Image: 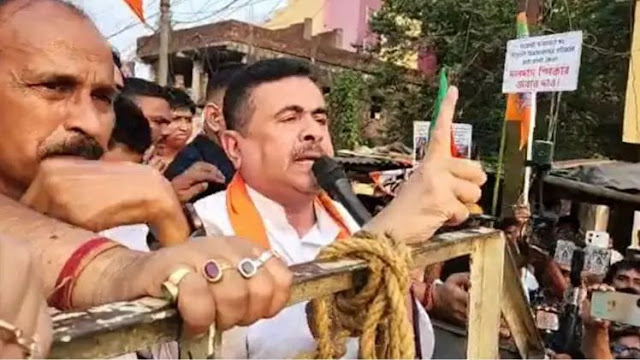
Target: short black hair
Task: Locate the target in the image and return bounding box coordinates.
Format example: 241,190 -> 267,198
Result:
206,63 -> 245,104
223,58 -> 314,132
166,87 -> 196,114
110,96 -> 152,155
605,259 -> 640,285
121,77 -> 169,102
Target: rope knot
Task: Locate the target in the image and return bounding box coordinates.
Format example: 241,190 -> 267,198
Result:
306,231 -> 415,359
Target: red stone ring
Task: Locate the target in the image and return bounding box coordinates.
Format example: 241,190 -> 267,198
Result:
202,259 -> 233,283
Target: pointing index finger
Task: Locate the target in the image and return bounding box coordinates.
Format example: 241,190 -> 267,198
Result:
426,86 -> 459,160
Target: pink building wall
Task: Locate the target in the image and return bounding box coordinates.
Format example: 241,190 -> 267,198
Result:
322,0 -> 436,74
324,0 -> 381,51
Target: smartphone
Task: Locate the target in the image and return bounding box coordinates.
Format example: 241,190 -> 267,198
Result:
585,231 -> 610,249
591,291 -> 640,327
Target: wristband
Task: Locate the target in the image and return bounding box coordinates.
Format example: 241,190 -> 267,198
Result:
48,237 -> 121,309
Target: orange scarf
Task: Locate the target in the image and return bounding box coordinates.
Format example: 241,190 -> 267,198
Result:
226,174 -> 352,249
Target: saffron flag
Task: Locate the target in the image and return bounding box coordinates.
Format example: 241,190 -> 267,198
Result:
429,68 -> 458,157
123,0 -> 145,23
505,12 -> 532,150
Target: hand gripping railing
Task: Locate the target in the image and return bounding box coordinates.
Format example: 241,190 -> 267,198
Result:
50,228 -> 545,359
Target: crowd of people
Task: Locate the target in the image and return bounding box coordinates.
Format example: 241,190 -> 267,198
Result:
2,1 -> 637,359
494,207 -> 640,359
0,0 -> 488,358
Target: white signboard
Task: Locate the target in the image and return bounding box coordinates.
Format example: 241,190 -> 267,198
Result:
502,31 -> 583,93
413,121 -> 473,163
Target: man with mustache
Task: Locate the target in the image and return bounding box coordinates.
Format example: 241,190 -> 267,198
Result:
194,58 -> 487,358
571,261 -> 640,359
605,260 -> 640,294
0,0 -> 293,340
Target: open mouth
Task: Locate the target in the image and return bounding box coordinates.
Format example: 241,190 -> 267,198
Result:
295,153 -> 322,164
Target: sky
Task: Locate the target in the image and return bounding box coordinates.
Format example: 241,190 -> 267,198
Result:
71,0 -> 287,63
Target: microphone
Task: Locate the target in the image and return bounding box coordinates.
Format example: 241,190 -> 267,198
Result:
312,156 -> 372,226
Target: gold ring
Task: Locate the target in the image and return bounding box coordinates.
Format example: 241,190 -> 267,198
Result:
0,319 -> 39,359
161,266 -> 194,303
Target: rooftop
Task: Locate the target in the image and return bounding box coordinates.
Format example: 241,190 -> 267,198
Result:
137,19 -> 424,80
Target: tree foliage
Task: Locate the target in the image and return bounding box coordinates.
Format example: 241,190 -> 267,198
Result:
369,0 -> 632,161
327,70 -> 367,150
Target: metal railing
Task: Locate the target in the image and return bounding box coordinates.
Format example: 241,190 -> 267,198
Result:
51,228 -> 545,359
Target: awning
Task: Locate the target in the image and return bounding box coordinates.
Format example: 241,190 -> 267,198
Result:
544,161 -> 640,207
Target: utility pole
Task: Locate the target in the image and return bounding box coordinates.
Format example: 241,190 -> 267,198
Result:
158,0 -> 171,86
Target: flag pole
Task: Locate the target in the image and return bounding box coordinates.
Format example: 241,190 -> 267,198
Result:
522,92 -> 537,205
493,11 -> 531,215
491,116 -> 508,216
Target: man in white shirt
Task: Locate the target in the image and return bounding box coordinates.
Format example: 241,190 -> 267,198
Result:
195,58 -> 487,358
3,0 -> 295,353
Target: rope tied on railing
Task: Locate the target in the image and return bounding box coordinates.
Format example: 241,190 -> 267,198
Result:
306,231 -> 415,359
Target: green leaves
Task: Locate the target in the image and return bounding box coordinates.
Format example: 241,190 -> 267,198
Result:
369,0 -> 631,160
327,71 -> 367,150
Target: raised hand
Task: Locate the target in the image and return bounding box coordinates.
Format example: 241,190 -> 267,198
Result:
580,284 -> 615,329
365,87 -> 487,243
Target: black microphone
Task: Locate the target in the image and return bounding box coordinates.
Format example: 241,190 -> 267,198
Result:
312,156 -> 372,226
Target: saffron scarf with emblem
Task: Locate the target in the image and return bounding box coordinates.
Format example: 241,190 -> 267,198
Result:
225,174 -> 352,249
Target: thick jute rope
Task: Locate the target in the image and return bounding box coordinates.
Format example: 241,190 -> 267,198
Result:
305,231 -> 415,359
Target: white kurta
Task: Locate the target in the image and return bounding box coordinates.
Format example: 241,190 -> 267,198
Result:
194,186 -> 435,359
100,224 -> 150,252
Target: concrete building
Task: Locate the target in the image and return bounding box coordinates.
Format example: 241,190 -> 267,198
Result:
265,0 -> 381,52
136,12 -> 425,145
264,0 -> 436,74
136,19 -> 421,104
